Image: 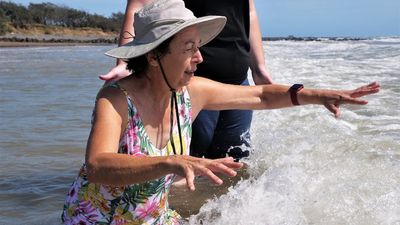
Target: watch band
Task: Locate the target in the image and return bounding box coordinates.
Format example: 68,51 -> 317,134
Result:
289,84 -> 304,106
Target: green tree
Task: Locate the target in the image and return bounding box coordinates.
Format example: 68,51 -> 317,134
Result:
0,1 -> 32,28
0,1 -> 123,32
0,7 -> 8,35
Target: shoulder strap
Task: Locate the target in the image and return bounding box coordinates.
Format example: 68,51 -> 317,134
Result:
106,82 -> 128,97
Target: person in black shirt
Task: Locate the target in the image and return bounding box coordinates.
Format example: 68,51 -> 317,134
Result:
100,0 -> 273,160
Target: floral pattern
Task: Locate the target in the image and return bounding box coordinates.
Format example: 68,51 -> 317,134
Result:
62,83 -> 192,224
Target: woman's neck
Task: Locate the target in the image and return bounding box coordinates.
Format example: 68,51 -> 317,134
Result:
124,71 -> 172,110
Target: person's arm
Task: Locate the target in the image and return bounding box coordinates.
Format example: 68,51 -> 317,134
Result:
188,77 -> 380,119
85,87 -> 243,191
248,0 -> 273,85
99,0 -> 149,82
116,0 -> 146,64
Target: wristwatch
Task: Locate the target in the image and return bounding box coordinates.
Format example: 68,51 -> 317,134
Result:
289,84 -> 304,106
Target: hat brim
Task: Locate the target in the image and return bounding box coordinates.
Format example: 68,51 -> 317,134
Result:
105,16 -> 226,60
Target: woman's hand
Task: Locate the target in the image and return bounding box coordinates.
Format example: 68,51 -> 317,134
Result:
320,82 -> 380,118
99,63 -> 131,83
167,156 -> 243,191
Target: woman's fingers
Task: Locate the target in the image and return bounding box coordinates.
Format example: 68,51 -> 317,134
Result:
185,165 -> 223,190
366,81 -> 380,89
325,94 -> 368,117
207,161 -> 237,177
325,103 -> 340,118
182,159 -> 223,191
212,157 -> 243,175
350,82 -> 380,98
341,95 -> 368,105
215,157 -> 243,168
198,166 -> 223,185
177,156 -> 243,191
185,167 -> 196,191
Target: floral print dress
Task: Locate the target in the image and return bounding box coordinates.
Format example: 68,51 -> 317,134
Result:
62,83 -> 192,225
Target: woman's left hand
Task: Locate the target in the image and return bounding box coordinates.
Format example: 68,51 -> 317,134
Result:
321,82 -> 380,118
168,155 -> 243,191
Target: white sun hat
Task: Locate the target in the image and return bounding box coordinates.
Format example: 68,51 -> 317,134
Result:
105,0 -> 226,60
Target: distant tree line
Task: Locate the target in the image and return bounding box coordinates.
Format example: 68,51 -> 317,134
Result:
0,1 -> 124,35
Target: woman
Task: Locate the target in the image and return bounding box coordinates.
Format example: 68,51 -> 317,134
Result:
62,0 -> 379,224
100,0 -> 272,160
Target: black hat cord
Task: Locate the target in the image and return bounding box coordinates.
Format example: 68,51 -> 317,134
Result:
156,56 -> 184,155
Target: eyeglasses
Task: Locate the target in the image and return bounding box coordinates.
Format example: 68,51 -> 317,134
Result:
183,41 -> 201,56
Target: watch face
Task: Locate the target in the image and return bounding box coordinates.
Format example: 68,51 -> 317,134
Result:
289,84 -> 304,106
291,84 -> 304,91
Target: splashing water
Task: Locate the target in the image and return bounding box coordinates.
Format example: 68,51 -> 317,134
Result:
189,38 -> 400,225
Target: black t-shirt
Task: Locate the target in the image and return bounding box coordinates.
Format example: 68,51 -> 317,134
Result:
184,0 -> 250,84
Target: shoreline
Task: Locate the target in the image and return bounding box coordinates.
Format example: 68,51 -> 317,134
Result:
0,35 -> 118,47
0,34 -> 377,48
0,41 -> 115,47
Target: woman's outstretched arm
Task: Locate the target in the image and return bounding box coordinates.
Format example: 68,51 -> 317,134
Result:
189,77 -> 380,119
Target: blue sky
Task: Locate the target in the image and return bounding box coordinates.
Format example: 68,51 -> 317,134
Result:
9,0 -> 400,37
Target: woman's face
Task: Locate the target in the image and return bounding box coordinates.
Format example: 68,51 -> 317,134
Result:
159,26 -> 203,89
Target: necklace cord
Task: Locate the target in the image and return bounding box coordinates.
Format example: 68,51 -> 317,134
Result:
173,91 -> 184,155
169,93 -> 177,154
156,56 -> 183,155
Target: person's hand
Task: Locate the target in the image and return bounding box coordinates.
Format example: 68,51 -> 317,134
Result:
321,82 -> 380,118
251,66 -> 274,85
99,63 -> 131,83
167,156 -> 243,191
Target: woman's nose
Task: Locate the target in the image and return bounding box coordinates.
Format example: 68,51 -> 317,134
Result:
192,49 -> 203,64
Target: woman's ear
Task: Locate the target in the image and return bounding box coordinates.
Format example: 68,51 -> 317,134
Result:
147,51 -> 160,67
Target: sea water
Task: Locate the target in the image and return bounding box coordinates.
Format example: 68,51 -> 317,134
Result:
0,37 -> 399,224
